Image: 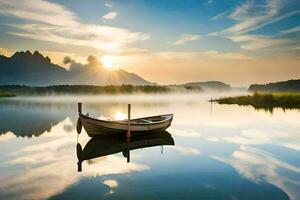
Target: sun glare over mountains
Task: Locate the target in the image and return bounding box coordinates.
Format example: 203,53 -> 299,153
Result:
0,0 -> 299,85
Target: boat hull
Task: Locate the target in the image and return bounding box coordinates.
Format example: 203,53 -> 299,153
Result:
79,114 -> 173,137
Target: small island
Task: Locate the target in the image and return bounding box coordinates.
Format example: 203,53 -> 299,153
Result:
213,80 -> 300,111
214,93 -> 300,109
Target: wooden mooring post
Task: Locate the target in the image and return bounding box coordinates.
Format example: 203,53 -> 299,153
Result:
126,104 -> 131,142
78,102 -> 82,114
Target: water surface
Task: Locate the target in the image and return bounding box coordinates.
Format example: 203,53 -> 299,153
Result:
0,93 -> 299,200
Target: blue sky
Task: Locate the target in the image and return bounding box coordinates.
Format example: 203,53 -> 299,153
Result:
0,0 -> 299,85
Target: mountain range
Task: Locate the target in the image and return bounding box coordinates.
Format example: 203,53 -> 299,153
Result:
0,50 -> 154,85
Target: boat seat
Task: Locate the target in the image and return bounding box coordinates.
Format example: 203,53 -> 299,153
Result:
141,119 -> 152,123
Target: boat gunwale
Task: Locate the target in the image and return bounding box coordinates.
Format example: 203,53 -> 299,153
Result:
80,113 -> 173,125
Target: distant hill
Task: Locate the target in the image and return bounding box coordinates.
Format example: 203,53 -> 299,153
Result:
249,80 -> 300,92
184,81 -> 231,91
0,50 -> 154,86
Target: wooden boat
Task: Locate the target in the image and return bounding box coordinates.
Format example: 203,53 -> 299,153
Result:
77,131 -> 174,171
77,103 -> 173,137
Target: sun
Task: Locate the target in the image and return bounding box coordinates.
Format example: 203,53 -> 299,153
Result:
101,55 -> 113,69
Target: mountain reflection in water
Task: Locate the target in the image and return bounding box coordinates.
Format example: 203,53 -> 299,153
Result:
77,131 -> 175,171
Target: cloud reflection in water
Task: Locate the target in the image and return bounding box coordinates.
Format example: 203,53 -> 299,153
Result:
213,145 -> 300,200
0,118 -> 149,200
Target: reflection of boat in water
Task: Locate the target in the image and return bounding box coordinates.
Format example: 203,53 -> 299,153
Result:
77,103 -> 173,137
77,131 -> 174,171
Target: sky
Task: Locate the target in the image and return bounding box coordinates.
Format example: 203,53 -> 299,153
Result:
0,0 -> 299,86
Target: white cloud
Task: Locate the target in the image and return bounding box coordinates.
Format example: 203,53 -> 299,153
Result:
0,0 -> 149,53
293,46 -> 300,50
240,10 -> 300,35
281,143 -> 300,151
105,2 -> 112,8
209,0 -> 300,50
280,26 -> 300,34
41,50 -> 87,68
169,128 -> 201,137
222,129 -> 289,145
204,50 -> 253,60
228,34 -> 293,50
173,34 -> 201,45
207,137 -> 219,142
102,11 -> 117,20
103,179 -> 118,188
153,51 -> 201,59
211,11 -> 228,20
103,179 -> 118,194
206,0 -> 214,5
171,145 -> 201,155
0,0 -> 78,27
227,0 -> 284,34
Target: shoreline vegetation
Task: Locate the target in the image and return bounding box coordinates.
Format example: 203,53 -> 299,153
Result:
0,85 -> 170,96
0,81 -> 233,97
0,90 -> 16,97
213,80 -> 300,111
213,93 -> 300,111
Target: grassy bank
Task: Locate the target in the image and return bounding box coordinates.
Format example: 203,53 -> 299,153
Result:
214,93 -> 300,110
0,90 -> 16,97
0,85 -> 170,96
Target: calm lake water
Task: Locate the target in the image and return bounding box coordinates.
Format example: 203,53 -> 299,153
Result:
0,93 -> 299,200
